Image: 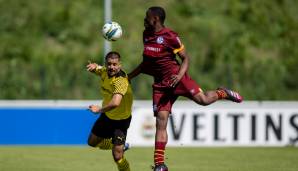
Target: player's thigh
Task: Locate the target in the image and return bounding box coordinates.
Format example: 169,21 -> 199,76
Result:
153,90 -> 177,115
91,113 -> 114,138
112,116 -> 131,145
175,74 -> 201,97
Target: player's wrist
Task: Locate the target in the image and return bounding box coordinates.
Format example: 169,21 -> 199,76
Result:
95,65 -> 102,72
97,106 -> 104,113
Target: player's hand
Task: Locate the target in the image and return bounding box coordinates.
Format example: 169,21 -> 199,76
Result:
170,74 -> 183,87
88,105 -> 101,114
86,61 -> 99,72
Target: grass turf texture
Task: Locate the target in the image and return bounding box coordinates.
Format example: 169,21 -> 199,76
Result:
0,146 -> 297,171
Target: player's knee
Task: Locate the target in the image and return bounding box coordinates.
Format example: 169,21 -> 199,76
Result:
112,148 -> 123,161
113,154 -> 123,162
156,119 -> 167,130
87,137 -> 102,147
87,140 -> 97,147
113,129 -> 126,145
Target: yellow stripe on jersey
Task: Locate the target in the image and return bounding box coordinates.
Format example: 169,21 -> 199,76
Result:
97,67 -> 133,120
173,44 -> 184,54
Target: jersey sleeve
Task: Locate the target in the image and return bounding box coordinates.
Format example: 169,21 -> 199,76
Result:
167,31 -> 185,54
95,66 -> 106,78
112,77 -> 128,95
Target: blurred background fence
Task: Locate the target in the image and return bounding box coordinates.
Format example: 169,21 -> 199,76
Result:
1,0 -> 298,100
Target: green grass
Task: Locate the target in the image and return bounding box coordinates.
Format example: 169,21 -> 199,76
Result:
0,146 -> 298,171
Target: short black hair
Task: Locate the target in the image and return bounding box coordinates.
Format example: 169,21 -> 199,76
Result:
105,51 -> 121,61
148,6 -> 166,24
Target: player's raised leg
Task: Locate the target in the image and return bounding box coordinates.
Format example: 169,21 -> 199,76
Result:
88,133 -> 113,150
192,88 -> 243,105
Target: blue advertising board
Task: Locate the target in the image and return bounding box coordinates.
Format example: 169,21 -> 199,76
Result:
0,108 -> 98,145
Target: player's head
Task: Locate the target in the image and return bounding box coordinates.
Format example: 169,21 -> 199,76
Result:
144,6 -> 166,31
105,51 -> 121,77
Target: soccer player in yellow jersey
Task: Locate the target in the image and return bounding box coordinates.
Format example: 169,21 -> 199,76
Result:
86,51 -> 133,171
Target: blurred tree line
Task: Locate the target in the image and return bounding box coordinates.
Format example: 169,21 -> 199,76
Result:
0,0 -> 297,100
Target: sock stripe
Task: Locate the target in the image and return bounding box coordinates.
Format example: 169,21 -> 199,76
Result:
155,157 -> 164,160
216,90 -> 227,99
154,154 -> 164,157
155,161 -> 164,165
117,158 -> 124,164
155,149 -> 165,152
97,138 -> 113,150
116,157 -> 130,171
154,141 -> 166,165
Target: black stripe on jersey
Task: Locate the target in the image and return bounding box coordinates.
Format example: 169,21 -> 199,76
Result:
115,70 -> 127,78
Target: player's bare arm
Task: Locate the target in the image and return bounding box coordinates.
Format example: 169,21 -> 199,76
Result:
86,61 -> 103,73
170,49 -> 190,87
88,93 -> 123,114
128,63 -> 142,81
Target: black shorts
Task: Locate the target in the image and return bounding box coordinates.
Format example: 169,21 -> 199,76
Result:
91,113 -> 131,145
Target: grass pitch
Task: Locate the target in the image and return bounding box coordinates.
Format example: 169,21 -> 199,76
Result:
0,146 -> 298,171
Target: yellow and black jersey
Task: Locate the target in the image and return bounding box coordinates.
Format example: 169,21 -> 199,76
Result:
95,67 -> 133,120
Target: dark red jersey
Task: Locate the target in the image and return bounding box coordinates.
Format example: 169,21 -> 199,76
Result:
141,27 -> 184,86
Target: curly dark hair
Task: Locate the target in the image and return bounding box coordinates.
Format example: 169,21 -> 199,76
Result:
148,6 -> 166,24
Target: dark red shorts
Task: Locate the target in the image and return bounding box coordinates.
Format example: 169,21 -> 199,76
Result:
152,74 -> 202,115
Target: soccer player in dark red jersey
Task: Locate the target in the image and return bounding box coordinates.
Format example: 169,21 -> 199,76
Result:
128,6 -> 243,171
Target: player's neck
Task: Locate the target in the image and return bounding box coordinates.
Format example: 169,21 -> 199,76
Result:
154,24 -> 164,33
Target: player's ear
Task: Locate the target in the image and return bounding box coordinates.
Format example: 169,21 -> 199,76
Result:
104,61 -> 109,67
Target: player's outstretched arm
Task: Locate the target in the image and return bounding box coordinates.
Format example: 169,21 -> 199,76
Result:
177,49 -> 189,75
88,94 -> 123,114
128,63 -> 142,81
86,61 -> 103,74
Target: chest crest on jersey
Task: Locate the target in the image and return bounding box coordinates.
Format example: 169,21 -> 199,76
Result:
156,36 -> 164,44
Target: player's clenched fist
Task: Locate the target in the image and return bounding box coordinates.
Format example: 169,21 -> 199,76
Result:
88,105 -> 101,114
86,61 -> 101,72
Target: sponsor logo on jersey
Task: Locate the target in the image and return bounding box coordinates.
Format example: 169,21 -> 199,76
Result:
145,46 -> 161,52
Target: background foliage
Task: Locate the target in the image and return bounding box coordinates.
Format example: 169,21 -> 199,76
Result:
0,0 -> 297,100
